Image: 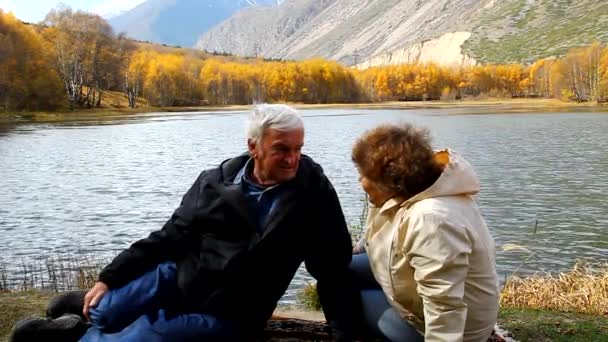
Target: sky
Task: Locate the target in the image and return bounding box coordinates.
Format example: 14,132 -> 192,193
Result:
0,0 -> 145,22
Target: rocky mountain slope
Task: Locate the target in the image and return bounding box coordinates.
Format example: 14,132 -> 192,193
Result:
195,0 -> 608,67
109,0 -> 283,47
462,0 -> 608,64
196,0 -> 336,57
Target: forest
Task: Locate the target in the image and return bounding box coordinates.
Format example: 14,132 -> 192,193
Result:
2,8 -> 608,112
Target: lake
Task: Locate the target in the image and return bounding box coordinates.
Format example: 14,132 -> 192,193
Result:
1,108 -> 607,304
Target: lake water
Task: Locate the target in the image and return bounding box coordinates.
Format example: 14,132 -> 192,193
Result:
1,108 -> 607,304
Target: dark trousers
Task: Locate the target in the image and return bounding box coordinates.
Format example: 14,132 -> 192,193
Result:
80,262 -> 242,342
350,253 -> 424,342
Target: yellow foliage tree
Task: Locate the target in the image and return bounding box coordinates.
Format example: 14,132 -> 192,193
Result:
0,10 -> 63,110
3,17 -> 608,112
42,6 -> 121,109
598,47 -> 608,102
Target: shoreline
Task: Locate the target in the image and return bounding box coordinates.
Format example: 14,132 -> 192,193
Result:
2,98 -> 608,125
0,259 -> 605,341
0,290 -> 605,342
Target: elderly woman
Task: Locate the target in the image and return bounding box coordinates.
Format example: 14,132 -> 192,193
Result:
350,123 -> 499,342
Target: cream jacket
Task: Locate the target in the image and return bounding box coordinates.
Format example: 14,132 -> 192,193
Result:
362,150 -> 499,342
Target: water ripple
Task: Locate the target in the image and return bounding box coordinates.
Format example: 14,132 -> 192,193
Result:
1,109 -> 607,296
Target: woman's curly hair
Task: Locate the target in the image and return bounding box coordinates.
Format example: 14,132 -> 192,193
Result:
352,123 -> 443,198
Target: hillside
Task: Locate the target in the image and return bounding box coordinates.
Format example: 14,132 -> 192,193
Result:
109,0 -> 282,47
462,0 -> 608,64
195,0 -> 608,67
196,0 -> 335,57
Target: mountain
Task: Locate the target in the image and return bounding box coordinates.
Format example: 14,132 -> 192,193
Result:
195,0 -> 335,56
109,0 -> 282,47
462,0 -> 608,64
195,0 -> 608,67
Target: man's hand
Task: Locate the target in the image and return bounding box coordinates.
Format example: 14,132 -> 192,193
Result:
83,281 -> 109,320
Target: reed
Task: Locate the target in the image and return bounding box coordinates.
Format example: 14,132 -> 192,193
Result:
0,256 -> 105,293
298,283 -> 321,311
500,262 -> 608,315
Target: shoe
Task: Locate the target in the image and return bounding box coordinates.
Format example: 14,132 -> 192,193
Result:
9,314 -> 89,342
47,291 -> 87,320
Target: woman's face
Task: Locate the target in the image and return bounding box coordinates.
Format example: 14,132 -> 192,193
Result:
359,175 -> 392,207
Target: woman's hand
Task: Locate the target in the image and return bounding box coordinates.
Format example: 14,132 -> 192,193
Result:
352,237 -> 366,254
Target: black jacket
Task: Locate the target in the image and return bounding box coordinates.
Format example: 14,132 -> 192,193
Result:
98,154 -> 357,338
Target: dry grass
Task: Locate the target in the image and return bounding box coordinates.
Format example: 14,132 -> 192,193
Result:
0,291 -> 55,342
498,308 -> 608,342
0,257 -> 103,342
500,263 -> 608,315
0,257 -> 104,293
298,283 -> 322,311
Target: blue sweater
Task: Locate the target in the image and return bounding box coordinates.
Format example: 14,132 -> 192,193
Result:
233,158 -> 288,235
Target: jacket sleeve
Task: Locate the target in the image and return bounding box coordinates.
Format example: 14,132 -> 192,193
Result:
304,174 -> 359,341
98,172 -> 205,289
405,213 -> 472,342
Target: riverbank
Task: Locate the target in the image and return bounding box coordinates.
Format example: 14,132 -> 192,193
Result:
1,263 -> 606,341
1,98 -> 607,125
0,291 -> 606,342
295,98 -> 608,112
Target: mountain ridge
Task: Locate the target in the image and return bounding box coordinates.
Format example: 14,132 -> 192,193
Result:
196,0 -> 608,67
109,0 -> 282,47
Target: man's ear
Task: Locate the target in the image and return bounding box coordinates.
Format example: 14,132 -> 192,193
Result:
247,138 -> 256,156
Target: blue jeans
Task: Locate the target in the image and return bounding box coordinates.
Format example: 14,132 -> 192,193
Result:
350,253 -> 424,342
80,262 -> 242,342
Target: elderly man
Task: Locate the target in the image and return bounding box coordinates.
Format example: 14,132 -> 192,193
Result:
11,104 -> 357,341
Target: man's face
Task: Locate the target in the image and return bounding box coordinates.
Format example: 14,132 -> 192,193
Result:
248,128 -> 304,185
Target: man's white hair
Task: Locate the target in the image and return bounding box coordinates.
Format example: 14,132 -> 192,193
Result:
247,104 -> 304,143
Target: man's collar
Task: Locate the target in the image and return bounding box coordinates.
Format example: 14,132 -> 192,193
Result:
233,157 -> 253,185
234,158 -> 283,191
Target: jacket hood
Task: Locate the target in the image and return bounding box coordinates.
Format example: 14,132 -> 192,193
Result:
404,149 -> 480,207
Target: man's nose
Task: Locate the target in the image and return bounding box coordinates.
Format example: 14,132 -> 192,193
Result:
285,151 -> 298,166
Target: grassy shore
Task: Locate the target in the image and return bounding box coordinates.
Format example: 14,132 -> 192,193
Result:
0,291 -> 54,342
1,291 -> 606,342
294,98 -> 608,111
2,97 -> 608,125
501,263 -> 608,316
295,263 -> 608,341
498,308 -> 608,341
1,263 -> 607,341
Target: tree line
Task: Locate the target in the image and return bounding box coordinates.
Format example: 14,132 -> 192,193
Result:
2,7 -> 608,112
359,43 -> 608,103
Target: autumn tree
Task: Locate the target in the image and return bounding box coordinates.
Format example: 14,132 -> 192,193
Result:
42,6 -> 121,109
526,59 -> 554,97
0,10 -> 63,111
598,46 -> 608,102
7,16 -> 605,111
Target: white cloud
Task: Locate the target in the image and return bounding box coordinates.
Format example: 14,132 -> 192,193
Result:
89,0 -> 145,18
0,0 -> 64,22
0,0 -> 145,21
